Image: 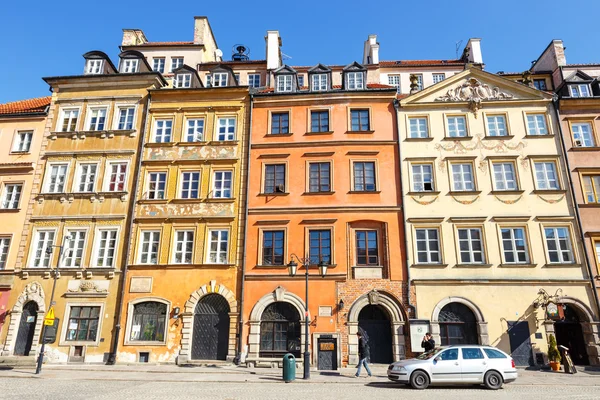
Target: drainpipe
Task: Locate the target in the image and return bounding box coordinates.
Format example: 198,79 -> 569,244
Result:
234,93 -> 253,364
552,98 -> 600,318
393,98 -> 416,318
106,92 -> 152,365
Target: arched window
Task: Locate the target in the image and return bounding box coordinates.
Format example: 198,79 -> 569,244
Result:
260,302 -> 301,358
439,302 -> 478,345
130,301 -> 167,342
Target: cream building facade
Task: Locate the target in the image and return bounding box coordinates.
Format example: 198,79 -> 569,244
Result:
398,67 -> 600,365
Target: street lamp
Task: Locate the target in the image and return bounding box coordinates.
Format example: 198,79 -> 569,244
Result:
287,253 -> 327,380
35,236 -> 70,375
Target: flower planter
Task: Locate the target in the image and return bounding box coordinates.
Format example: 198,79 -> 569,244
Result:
549,361 -> 561,371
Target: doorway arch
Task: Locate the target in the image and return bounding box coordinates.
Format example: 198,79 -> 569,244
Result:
438,302 -> 479,345
14,302 -> 39,356
431,296 -> 489,346
191,294 -> 230,361
358,305 -> 393,364
2,282 -> 46,357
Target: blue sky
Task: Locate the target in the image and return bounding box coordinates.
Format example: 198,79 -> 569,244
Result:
1,0 -> 599,103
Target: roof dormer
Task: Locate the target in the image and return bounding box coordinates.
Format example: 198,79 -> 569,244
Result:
342,62 -> 367,90
560,70 -> 595,98
83,51 -> 117,75
273,65 -> 298,93
172,65 -> 203,89
207,64 -> 238,87
118,50 -> 152,74
308,64 -> 332,92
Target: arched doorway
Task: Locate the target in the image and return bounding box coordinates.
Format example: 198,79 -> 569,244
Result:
191,294 -> 230,360
358,305 -> 393,364
554,304 -> 589,365
14,301 -> 38,356
259,302 -> 301,358
439,302 -> 479,345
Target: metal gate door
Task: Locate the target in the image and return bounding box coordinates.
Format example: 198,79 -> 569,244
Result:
358,305 -> 393,364
191,294 -> 230,360
14,301 -> 38,356
317,337 -> 337,370
507,321 -> 533,366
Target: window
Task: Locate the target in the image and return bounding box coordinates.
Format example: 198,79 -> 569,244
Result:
433,73 -> 445,84
31,230 -> 55,267
77,163 -> 97,192
259,302 -> 301,358
173,74 -> 191,88
297,75 -> 305,87
139,231 -> 160,264
63,230 -> 86,268
451,163 -> 475,191
533,79 -> 547,91
544,227 -> 574,263
94,229 -> 117,268
439,349 -> 459,360
212,73 -> 228,87
484,348 -> 507,359
350,109 -> 370,131
205,74 -> 212,87
457,228 -> 485,264
234,73 -> 240,84
570,84 -> 591,98
153,120 -> 172,143
180,172 -> 200,199
66,306 -> 100,341
213,171 -> 232,198
13,131 -> 33,152
310,110 -> 329,132
271,112 -> 289,134
208,229 -> 229,264
346,72 -> 364,90
353,161 -> 376,191
262,230 -> 284,265
85,108 -> 106,131
122,59 -> 138,73
60,109 -> 79,132
414,74 -> 424,90
147,172 -> 167,199
217,117 -> 236,141
264,164 -> 286,194
309,229 -> 331,265
153,58 -> 165,73
583,175 -> 600,203
248,74 -> 261,88
534,161 -> 559,190
486,115 -> 508,136
412,164 -> 434,192
388,75 -> 400,92
117,107 -> 135,130
309,162 -> 331,193
356,230 -> 378,266
170,57 -> 183,72
106,162 -> 127,192
409,117 -> 428,138
571,122 -> 595,147
185,119 -> 204,142
501,227 -> 529,264
526,114 -> 548,135
45,163 -> 68,193
311,74 -> 328,91
130,302 -> 167,342
173,230 -> 194,264
596,241 -> 600,265
462,348 -> 484,360
415,228 -> 440,264
2,184 -> 22,209
492,162 -> 517,191
85,59 -> 103,74
0,237 -> 9,269
276,75 -> 293,92
447,116 -> 467,137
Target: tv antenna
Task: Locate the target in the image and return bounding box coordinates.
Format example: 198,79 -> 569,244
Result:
455,40 -> 463,59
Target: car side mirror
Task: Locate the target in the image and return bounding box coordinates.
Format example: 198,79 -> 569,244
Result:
434,356 -> 441,362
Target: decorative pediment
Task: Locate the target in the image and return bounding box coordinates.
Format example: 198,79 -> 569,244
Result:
565,70 -> 594,82
435,78 -> 514,116
273,64 -> 297,75
343,61 -> 366,72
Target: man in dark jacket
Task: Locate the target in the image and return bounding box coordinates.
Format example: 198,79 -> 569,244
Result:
421,332 -> 435,352
355,331 -> 372,378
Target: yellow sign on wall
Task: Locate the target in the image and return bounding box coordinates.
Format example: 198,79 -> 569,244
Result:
44,307 -> 55,326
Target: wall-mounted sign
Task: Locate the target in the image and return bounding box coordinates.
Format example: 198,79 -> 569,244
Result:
546,303 -> 564,320
319,306 -> 332,317
409,320 -> 430,353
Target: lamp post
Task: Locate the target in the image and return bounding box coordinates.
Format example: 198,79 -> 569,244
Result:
35,236 -> 69,375
287,253 -> 327,380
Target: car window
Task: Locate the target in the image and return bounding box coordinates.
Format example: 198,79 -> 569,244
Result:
439,349 -> 458,361
483,348 -> 507,359
416,347 -> 444,360
462,348 -> 484,360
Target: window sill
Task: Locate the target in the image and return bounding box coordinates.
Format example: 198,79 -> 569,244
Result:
524,134 -> 553,139
302,191 -> 335,196
0,208 -> 20,213
407,191 -> 440,196
9,151 -> 31,155
532,189 -> 567,195
304,131 -> 334,136
209,140 -> 238,146
542,263 -> 581,268
448,191 -> 482,195
404,137 -> 433,142
483,135 -> 515,140
352,265 -> 383,268
78,129 -> 136,139
442,136 -> 472,141
347,190 -> 381,194
490,190 -> 525,195
205,197 -> 236,203
258,192 -> 289,196
499,263 -> 537,268
345,130 -> 375,134
138,199 -> 168,204
176,141 -> 209,146
411,263 -> 448,268
170,198 -> 201,204
571,146 -> 600,151
578,203 -> 600,208
454,263 -> 493,268
254,264 -> 288,268
266,133 -> 294,137
123,340 -> 167,346
146,142 -> 176,147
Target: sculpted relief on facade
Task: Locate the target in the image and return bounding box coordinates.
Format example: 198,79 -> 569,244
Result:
146,145 -> 238,161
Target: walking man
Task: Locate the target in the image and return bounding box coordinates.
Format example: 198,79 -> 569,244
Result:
355,331 -> 372,378
421,332 -> 435,352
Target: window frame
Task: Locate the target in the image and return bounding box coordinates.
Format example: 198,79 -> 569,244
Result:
1,182 -> 23,209
498,226 -> 531,265
387,74 -> 401,93
121,59 -> 139,73
152,58 -> 165,73
215,116 -> 237,141
103,160 -> 129,193
542,225 -> 576,265
114,104 -> 137,131
309,108 -> 330,133
307,161 -> 332,193
349,108 -> 371,132
569,84 -> 591,98
413,226 -> 442,265
172,229 -> 195,264
270,111 -> 290,135
212,72 -> 228,87
211,169 -> 234,199
485,114 -> 509,137
90,226 -> 120,268
432,73 -> 445,84
179,170 -> 201,199
525,113 -> 550,136
85,59 -> 103,74
259,228 -> 286,266
11,130 -> 34,153
532,159 -> 561,191
152,118 -> 173,143
184,117 -> 205,142
414,74 -> 424,90
146,171 -> 168,200
58,107 -> 81,132
306,227 -> 333,265
311,74 -> 328,91
137,230 -> 161,265
262,163 -> 287,194
170,57 -> 184,72
248,73 -> 261,88
351,160 -> 377,192
43,161 -> 70,194
276,75 -> 294,93
581,173 -> 600,204
570,121 -> 596,148
445,114 -> 469,138
491,160 -> 519,191
62,228 -> 89,269
28,228 -> 57,268
173,73 -> 192,88
449,161 -> 477,192
74,162 -> 99,193
0,236 -> 10,270
408,116 -> 429,139
533,79 -> 547,91
205,227 -> 230,264
455,226 -> 486,265
411,163 -> 435,192
124,298 -> 171,346
345,72 -> 365,90
355,229 -> 380,266
59,303 -> 104,346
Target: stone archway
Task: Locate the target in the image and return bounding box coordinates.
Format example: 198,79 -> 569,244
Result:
431,296 -> 489,347
178,280 -> 237,364
2,282 -> 46,356
347,289 -> 407,365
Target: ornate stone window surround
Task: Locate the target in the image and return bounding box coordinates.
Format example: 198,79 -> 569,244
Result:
58,301 -> 105,347
430,296 -> 489,347
2,282 -> 46,356
124,297 -> 171,346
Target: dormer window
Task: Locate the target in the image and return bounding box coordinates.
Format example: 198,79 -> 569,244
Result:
85,59 -> 103,74
122,59 -> 139,73
212,73 -> 228,87
173,74 -> 192,88
311,74 -> 328,91
276,75 -> 293,92
570,84 -> 591,98
346,72 -> 364,90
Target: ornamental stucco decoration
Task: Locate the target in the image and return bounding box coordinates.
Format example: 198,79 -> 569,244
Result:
435,78 -> 514,117
452,196 -> 479,205
367,289 -> 380,305
147,146 -> 237,161
494,195 -> 523,204
140,202 -> 234,218
411,195 -> 439,205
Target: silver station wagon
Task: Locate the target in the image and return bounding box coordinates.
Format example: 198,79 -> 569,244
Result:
387,345 -> 518,390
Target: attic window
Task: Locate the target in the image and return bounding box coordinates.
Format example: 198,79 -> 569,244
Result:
212,73 -> 228,87
346,72 -> 364,90
173,74 -> 192,88
569,84 -> 591,98
122,59 -> 139,73
276,75 -> 293,93
85,60 -> 103,75
311,74 -> 328,91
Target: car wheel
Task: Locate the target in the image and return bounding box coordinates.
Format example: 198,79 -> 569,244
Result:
409,370 -> 429,390
483,371 -> 503,390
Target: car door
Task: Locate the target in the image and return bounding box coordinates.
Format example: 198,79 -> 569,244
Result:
430,348 -> 461,383
460,347 -> 487,382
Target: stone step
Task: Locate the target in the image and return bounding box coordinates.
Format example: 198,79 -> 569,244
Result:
177,360 -> 233,368
0,356 -> 37,367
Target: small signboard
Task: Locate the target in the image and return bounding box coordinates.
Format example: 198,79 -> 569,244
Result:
546,303 -> 564,320
44,307 -> 56,326
42,318 -> 59,344
409,320 -> 430,353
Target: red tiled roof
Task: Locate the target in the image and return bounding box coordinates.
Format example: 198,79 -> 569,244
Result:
0,96 -> 51,116
380,59 -> 465,67
131,41 -> 196,46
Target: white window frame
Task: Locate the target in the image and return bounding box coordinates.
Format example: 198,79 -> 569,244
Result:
44,162 -> 69,193
62,229 -> 88,268
534,161 -> 560,190
544,227 -> 574,264
212,170 -> 233,199
492,162 -> 517,191
570,84 -> 591,98
411,164 -> 434,192
121,59 -> 139,73
91,227 -> 119,268
59,108 -> 80,132
170,57 -> 184,72
432,73 -> 445,84
216,117 -> 236,141
172,230 -> 194,264
248,73 -> 261,88
185,118 -> 205,142
147,172 -> 167,200
173,74 -> 192,88
311,74 -> 328,91
526,114 -> 548,135
388,75 -> 401,92
86,107 -> 108,131
138,230 -> 161,264
500,227 -> 529,264
12,131 -> 33,153
276,75 -> 293,92
447,116 -> 467,137
415,228 -> 441,264
153,119 -> 173,143
408,117 -> 428,138
1,183 -> 22,209
571,122 -> 595,147
0,236 -> 10,269
75,162 -> 98,193
451,163 -> 475,191
206,229 -> 229,264
180,171 -> 201,199
457,227 -> 485,264
415,74 -> 424,90
486,115 -> 508,137
212,72 -> 228,87
116,106 -> 136,130
103,160 -> 129,192
85,59 -> 103,74
29,229 -> 56,268
346,72 -> 364,90
298,75 -> 305,87
152,58 -> 165,73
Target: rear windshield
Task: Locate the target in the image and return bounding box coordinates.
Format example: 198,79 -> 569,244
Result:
483,348 -> 507,359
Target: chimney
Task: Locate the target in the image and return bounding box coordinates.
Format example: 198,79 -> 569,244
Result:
363,35 -> 379,65
121,29 -> 147,46
194,16 -> 210,44
465,38 -> 483,64
265,30 -> 282,70
531,40 -> 566,73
